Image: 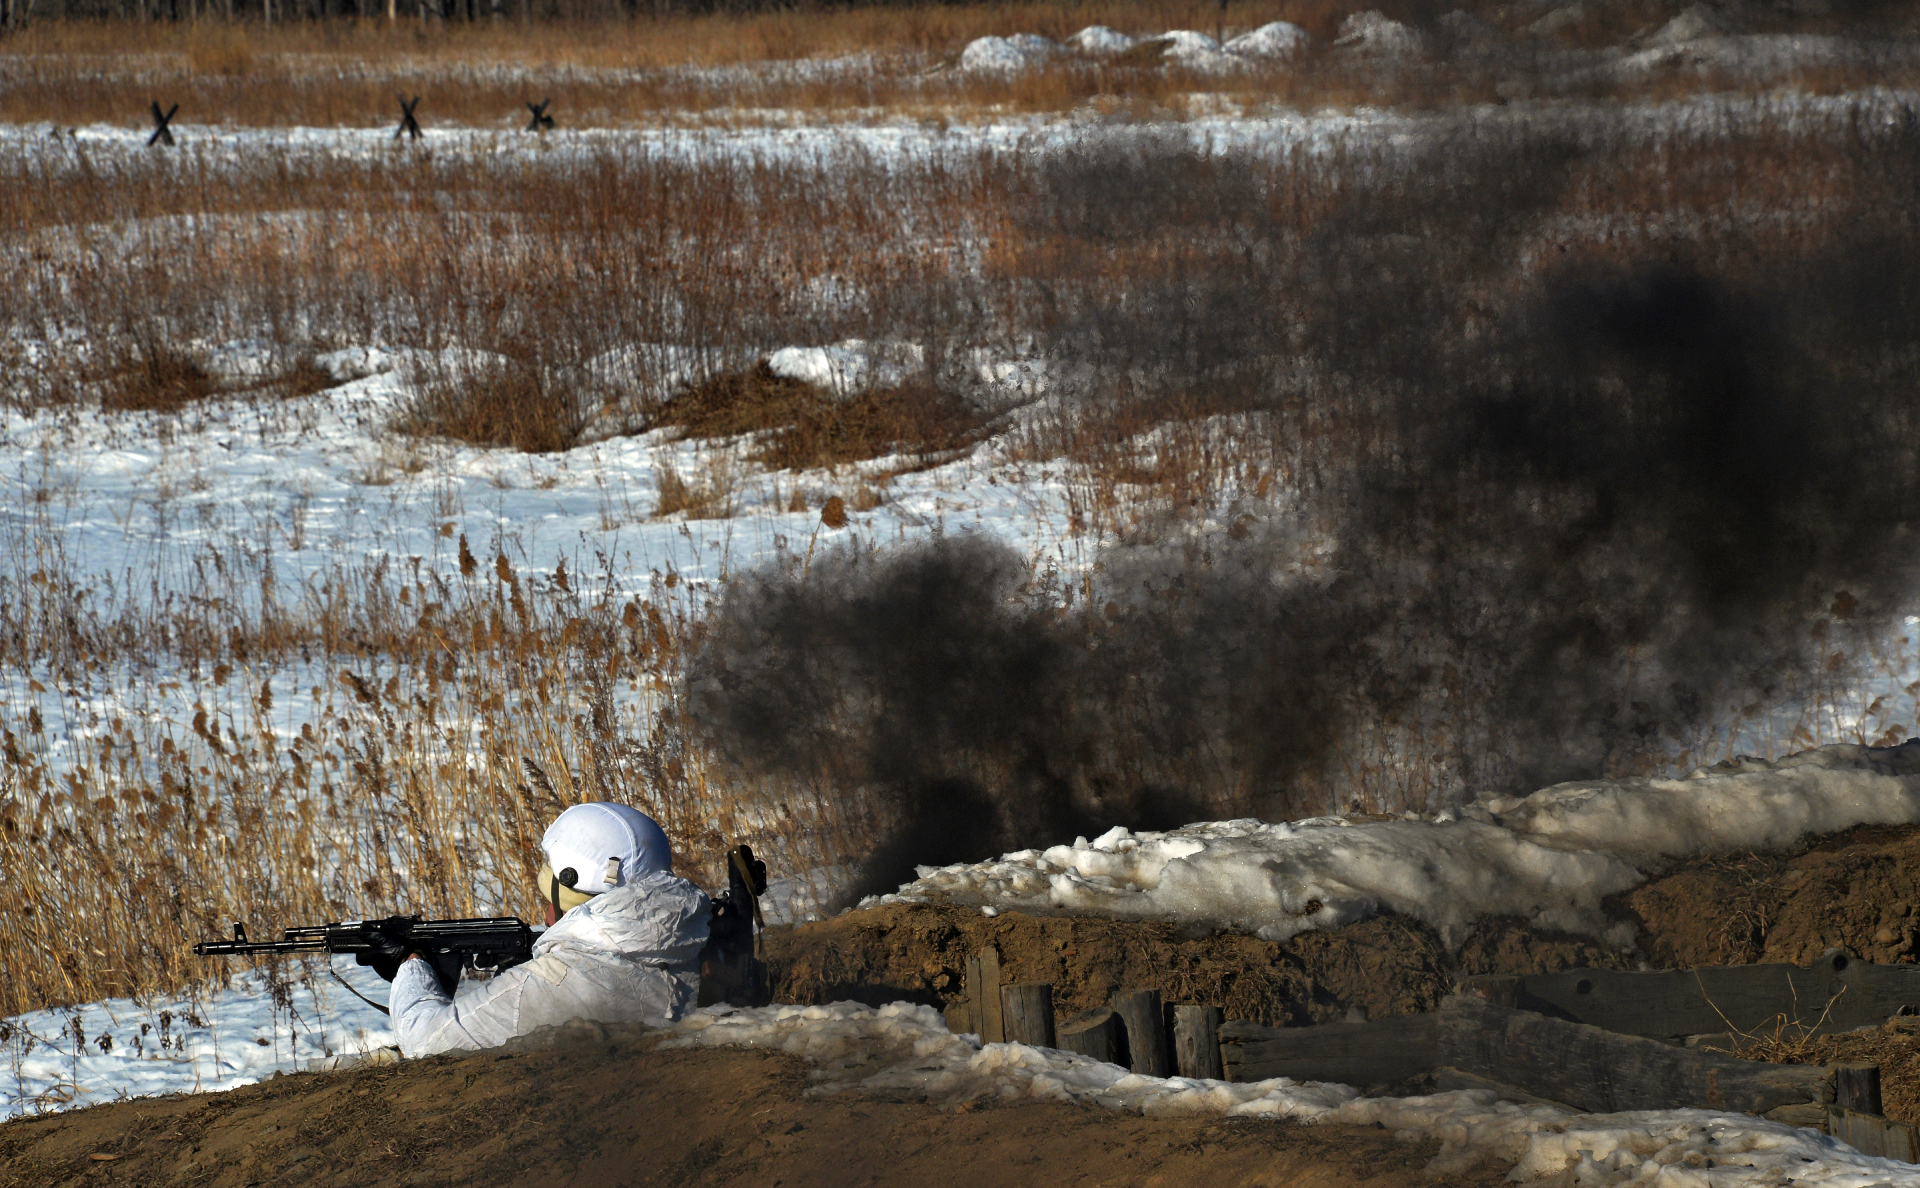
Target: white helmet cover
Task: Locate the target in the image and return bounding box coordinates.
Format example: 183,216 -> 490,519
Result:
540,802 -> 672,897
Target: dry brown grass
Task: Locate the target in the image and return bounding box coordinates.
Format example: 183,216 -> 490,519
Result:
1708,1011 -> 1920,1125
1799,1020 -> 1920,1125
648,363 -> 997,471
396,352 -> 597,454
0,4 -> 1303,126
1,0 -> 1349,70
96,337 -> 218,412
7,0 -> 1918,127
653,456 -> 741,518
0,543 -> 879,1018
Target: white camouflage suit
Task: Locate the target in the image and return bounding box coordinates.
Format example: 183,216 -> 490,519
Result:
389,869 -> 711,1057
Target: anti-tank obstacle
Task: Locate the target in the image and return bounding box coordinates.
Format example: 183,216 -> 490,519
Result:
147,101 -> 178,147
394,95 -> 423,141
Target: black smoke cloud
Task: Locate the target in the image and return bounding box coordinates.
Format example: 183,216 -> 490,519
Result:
689,141 -> 1920,898
1361,259 -> 1920,790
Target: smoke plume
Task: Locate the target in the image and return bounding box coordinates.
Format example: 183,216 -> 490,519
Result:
690,130 -> 1920,898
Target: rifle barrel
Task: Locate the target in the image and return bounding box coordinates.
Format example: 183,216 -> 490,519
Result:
192,937 -> 330,955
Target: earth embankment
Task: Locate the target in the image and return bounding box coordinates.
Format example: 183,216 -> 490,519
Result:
766,823 -> 1920,1027
0,1039 -> 1508,1188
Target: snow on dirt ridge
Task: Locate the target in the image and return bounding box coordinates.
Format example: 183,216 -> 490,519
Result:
668,1000 -> 1919,1187
864,741 -> 1920,946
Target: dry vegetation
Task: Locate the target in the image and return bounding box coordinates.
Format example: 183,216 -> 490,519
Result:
5,13 -> 1920,1023
0,539 -> 891,1018
648,363 -> 999,472
3,0 -> 1919,127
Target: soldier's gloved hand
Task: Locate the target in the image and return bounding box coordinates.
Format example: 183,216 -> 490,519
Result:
354,932 -> 410,982
425,951 -> 464,997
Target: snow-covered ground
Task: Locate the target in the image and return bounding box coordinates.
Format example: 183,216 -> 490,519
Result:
0,339 -> 1092,777
1,957 -> 396,1120
8,83 -> 1920,783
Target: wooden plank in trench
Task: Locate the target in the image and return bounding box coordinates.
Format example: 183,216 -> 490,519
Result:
1436,994 -> 1835,1115
1520,954 -> 1920,1040
1219,1013 -> 1439,1088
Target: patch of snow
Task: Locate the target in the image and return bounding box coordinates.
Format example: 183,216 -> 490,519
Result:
959,34 -> 1063,73
312,344 -> 404,382
1649,2 -> 1749,46
583,342 -> 720,401
765,339 -> 925,397
199,339 -> 281,384
1066,25 -> 1137,54
1223,22 -> 1313,59
1,959 -> 396,1120
667,1001 -> 1920,1187
1334,10 -> 1429,56
1154,30 -> 1241,71
862,742 -> 1920,947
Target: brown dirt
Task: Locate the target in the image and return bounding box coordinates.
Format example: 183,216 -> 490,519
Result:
767,825 -> 1920,1031
0,1037 -> 1510,1188
1619,824 -> 1920,969
764,904 -> 1630,1029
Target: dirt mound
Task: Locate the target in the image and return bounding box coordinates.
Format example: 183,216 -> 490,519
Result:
766,824 -> 1920,1028
0,1037 -> 1509,1188
765,903 -> 1627,1028
1620,824 -> 1920,969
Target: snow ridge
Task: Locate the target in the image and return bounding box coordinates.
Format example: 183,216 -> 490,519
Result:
864,742 -> 1920,947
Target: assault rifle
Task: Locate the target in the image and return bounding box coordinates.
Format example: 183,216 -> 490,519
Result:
194,916 -> 535,1004
194,845 -> 769,1009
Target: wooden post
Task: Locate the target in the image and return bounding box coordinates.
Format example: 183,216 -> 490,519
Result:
943,999 -> 972,1036
1113,989 -> 1172,1078
1001,983 -> 1055,1048
1891,1120 -> 1920,1164
1829,1107 -> 1916,1161
1058,1008 -> 1127,1066
1836,1063 -> 1883,1116
965,948 -> 1004,1043
1174,1004 -> 1225,1080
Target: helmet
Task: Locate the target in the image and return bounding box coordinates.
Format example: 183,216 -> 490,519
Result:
537,803 -> 672,915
